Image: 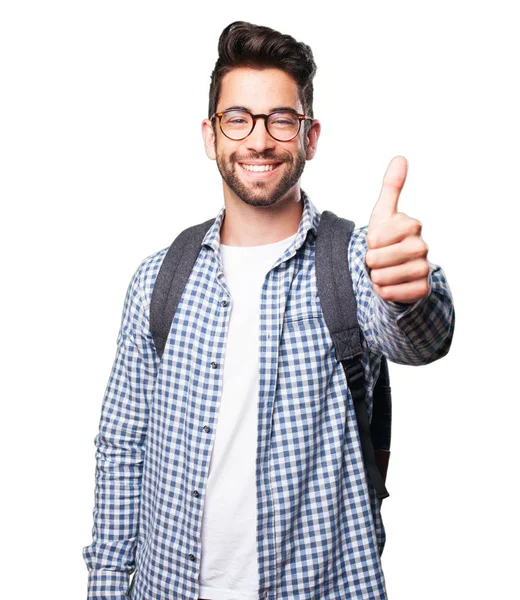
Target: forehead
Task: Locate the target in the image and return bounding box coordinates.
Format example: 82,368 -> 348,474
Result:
217,67 -> 302,113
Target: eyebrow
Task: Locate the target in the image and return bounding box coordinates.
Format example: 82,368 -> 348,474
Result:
220,105 -> 300,114
269,106 -> 300,113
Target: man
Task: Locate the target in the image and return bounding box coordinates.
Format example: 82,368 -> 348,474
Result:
83,21 -> 455,600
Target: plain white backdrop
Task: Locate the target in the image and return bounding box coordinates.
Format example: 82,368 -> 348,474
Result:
1,1 -> 518,598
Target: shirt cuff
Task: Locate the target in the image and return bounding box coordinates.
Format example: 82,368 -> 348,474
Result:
87,569 -> 130,600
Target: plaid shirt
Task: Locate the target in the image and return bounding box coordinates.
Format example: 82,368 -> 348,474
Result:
83,192 -> 454,600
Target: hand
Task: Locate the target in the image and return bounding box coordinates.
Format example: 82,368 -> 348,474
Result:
365,156 -> 430,304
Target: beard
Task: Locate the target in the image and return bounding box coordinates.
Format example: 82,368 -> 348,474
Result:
215,146 -> 307,208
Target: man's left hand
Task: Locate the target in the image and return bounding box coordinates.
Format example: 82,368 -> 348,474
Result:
365,156 -> 430,304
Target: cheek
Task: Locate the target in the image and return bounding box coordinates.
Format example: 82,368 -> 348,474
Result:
216,141 -> 241,164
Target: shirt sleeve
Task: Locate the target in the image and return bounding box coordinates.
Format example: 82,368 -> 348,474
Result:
349,226 -> 455,366
82,261 -> 158,599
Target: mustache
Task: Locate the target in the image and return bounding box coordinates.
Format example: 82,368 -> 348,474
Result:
230,151 -> 290,163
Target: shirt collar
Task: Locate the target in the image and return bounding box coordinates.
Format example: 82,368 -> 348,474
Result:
201,190 -> 321,254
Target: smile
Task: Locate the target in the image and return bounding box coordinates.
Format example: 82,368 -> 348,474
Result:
239,162 -> 283,173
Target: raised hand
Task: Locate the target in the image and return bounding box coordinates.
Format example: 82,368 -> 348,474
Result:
365,156 -> 430,304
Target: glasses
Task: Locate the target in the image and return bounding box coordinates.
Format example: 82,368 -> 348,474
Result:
211,108 -> 313,142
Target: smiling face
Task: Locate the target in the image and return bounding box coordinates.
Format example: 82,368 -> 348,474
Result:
202,67 -> 320,208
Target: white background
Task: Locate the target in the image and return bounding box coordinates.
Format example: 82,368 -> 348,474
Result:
1,1 -> 519,598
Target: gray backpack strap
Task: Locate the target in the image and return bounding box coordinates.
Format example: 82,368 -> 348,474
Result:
315,211 -> 363,362
150,218 -> 215,359
316,210 -> 390,501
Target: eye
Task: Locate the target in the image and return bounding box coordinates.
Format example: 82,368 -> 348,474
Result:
269,113 -> 299,127
222,110 -> 251,126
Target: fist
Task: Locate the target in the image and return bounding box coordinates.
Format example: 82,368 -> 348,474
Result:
365,156 -> 430,304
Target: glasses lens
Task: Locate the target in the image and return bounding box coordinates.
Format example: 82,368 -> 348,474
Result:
267,112 -> 300,141
220,110 -> 253,139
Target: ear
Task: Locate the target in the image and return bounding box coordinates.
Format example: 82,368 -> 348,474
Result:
201,119 -> 217,160
305,119 -> 321,160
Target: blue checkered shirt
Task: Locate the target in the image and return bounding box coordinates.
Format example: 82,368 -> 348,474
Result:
83,192 -> 454,600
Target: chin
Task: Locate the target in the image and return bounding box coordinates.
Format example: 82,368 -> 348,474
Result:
232,184 -> 282,208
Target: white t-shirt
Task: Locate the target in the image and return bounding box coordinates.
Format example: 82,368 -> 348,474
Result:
198,233 -> 296,600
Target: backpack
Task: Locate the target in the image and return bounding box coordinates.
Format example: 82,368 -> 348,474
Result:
150,210 -> 391,501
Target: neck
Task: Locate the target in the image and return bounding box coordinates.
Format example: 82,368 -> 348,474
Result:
219,184 -> 303,247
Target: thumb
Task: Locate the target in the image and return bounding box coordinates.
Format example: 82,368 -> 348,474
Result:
368,156 -> 408,227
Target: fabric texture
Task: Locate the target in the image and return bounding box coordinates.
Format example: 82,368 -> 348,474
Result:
83,192 -> 455,600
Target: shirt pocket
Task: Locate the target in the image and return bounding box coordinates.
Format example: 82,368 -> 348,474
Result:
282,312 -> 327,348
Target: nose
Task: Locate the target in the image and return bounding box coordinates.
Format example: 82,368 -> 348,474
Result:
245,116 -> 276,153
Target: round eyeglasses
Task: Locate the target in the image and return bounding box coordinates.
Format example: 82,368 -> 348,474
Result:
210,108 -> 313,142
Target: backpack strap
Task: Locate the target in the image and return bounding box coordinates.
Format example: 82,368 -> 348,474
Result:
150,218 -> 215,359
371,356 -> 392,485
316,210 -> 390,501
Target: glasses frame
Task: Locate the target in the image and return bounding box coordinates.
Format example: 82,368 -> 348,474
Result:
210,108 -> 313,142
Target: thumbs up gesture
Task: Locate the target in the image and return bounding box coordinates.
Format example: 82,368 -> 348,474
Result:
365,156 -> 430,304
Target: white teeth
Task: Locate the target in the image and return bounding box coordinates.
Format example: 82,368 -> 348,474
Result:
241,164 -> 277,172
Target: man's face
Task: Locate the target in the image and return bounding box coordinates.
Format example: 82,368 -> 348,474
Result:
202,67 -> 320,208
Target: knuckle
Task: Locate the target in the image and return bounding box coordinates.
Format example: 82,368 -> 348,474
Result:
377,285 -> 392,301
370,268 -> 382,284
410,218 -> 422,235
412,237 -> 428,257
365,249 -> 376,268
366,230 -> 379,249
419,260 -> 430,277
418,279 -> 430,296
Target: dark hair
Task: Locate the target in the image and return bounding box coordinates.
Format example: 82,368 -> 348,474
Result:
208,21 -> 317,121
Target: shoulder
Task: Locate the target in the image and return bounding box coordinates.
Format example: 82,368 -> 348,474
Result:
347,225 -> 369,285
130,246 -> 169,306
348,224 -> 369,255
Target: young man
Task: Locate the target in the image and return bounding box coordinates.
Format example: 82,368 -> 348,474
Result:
83,21 -> 455,600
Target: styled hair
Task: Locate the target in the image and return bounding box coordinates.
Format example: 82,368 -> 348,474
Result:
208,21 -> 317,120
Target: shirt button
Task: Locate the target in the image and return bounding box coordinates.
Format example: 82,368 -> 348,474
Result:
211,361 -> 218,369
188,553 -> 196,561
202,425 -> 210,433
193,490 -> 200,498
221,299 -> 228,307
